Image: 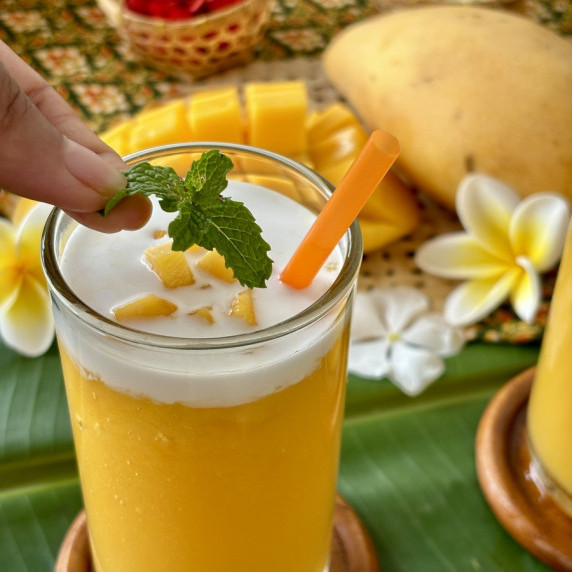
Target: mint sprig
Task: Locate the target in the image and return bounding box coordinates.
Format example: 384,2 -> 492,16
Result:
105,150 -> 273,289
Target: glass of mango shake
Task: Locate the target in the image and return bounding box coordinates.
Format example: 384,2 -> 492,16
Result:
42,143 -> 362,572
527,225 -> 572,516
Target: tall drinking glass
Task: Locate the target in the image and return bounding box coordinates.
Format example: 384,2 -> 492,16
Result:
42,143 -> 362,572
527,222 -> 572,516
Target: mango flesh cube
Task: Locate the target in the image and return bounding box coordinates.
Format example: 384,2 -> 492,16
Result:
130,99 -> 192,151
229,289 -> 257,326
359,171 -> 420,226
113,295 -> 177,321
306,102 -> 359,146
189,306 -> 214,324
188,87 -> 244,143
319,155 -> 354,187
310,124 -> 369,171
290,153 -> 314,170
101,121 -> 132,157
145,242 -> 195,289
245,81 -> 308,156
197,250 -> 236,283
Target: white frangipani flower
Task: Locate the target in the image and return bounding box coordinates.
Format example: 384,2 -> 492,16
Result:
349,287 -> 465,396
0,202 -> 54,357
415,174 -> 570,327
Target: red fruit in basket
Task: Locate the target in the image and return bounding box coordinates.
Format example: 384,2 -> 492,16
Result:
125,0 -> 244,19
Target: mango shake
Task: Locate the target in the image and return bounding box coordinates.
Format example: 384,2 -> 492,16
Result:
528,226 -> 572,515
42,144 -> 362,572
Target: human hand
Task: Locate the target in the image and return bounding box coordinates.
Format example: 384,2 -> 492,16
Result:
0,41 -> 151,232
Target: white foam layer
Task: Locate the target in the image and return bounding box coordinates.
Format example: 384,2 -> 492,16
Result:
57,182 -> 347,406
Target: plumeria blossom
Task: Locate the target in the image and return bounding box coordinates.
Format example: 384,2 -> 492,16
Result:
0,202 -> 54,357
415,174 -> 570,327
349,287 -> 465,396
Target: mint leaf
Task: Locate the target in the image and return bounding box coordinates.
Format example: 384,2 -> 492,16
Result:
184,149 -> 232,204
106,150 -> 273,289
190,198 -> 273,288
104,163 -> 185,214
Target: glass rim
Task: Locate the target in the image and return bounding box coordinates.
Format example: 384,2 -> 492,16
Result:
41,142 -> 363,350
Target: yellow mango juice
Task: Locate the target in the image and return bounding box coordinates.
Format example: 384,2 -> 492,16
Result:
528,228 -> 572,510
60,330 -> 348,572
42,144 -> 362,572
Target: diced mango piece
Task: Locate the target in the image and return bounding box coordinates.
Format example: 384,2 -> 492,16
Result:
188,87 -> 245,143
358,173 -> 420,253
319,155 -> 355,187
130,99 -> 192,151
245,81 -> 308,156
189,306 -> 214,324
310,124 -> 369,171
359,171 -> 419,224
145,242 -> 195,289
306,102 -> 359,146
197,250 -> 236,283
101,120 -> 133,156
290,153 -> 314,169
229,289 -> 257,326
186,244 -> 204,254
113,295 -> 177,321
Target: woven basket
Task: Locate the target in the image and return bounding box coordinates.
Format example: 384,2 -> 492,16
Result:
98,0 -> 273,79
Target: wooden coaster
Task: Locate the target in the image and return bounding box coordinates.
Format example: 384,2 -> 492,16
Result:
56,494 -> 379,572
475,367 -> 572,571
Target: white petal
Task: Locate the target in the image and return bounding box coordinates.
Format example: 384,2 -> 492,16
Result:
415,233 -> 510,279
510,193 -> 570,272
0,276 -> 54,357
350,290 -> 387,341
389,341 -> 445,396
16,202 -> 52,239
511,257 -> 541,323
368,286 -> 430,332
348,339 -> 391,379
402,313 -> 465,357
443,269 -> 520,327
456,174 -> 518,261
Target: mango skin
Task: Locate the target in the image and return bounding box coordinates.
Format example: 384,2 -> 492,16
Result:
323,6 -> 572,210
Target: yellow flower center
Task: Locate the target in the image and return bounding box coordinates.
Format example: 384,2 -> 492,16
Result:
388,331 -> 401,343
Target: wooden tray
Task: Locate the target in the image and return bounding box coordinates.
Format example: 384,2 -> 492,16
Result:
56,494 -> 379,571
476,367 -> 572,571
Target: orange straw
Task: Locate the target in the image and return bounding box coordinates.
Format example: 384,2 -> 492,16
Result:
280,130 -> 400,289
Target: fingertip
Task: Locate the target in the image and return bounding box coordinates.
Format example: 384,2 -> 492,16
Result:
67,195 -> 152,233
114,195 -> 153,230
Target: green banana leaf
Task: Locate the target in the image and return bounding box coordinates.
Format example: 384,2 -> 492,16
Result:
0,340 -> 549,571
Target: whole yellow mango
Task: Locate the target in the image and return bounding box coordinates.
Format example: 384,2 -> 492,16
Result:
323,6 -> 572,210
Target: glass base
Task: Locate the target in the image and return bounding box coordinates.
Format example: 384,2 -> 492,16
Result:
528,441 -> 572,519
475,367 -> 572,571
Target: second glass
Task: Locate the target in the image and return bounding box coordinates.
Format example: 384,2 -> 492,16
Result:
527,221 -> 572,516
